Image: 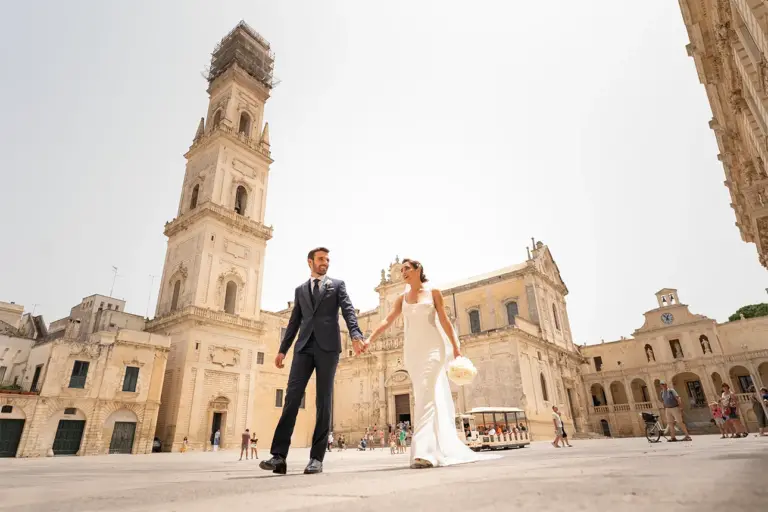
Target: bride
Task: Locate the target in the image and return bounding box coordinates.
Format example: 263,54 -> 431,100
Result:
363,258 -> 486,469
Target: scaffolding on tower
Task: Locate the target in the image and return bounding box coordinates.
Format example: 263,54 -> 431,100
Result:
205,20 -> 278,89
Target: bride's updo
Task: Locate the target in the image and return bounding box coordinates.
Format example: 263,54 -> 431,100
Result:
402,258 -> 428,283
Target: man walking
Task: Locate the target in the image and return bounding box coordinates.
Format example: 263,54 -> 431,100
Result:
260,247 -> 364,475
239,429 -> 251,460
660,380 -> 692,442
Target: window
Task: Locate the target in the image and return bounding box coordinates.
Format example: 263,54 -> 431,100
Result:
552,304 -> 560,331
1,405 -> 11,414
212,109 -> 222,128
257,352 -> 265,365
171,280 -> 181,311
685,380 -> 707,407
190,184 -> 199,209
275,389 -> 284,408
234,186 -> 248,215
224,281 -> 237,314
594,356 -> 603,372
69,360 -> 89,388
64,408 -> 76,415
537,351 -> 542,361
114,306 -> 119,312
238,112 -> 252,136
108,304 -> 112,310
737,375 -> 754,393
505,301 -> 518,325
195,342 -> 200,350
30,364 -> 43,392
540,374 -> 549,402
0,366 -> 6,382
122,366 -> 139,392
468,310 -> 481,334
300,392 -> 306,409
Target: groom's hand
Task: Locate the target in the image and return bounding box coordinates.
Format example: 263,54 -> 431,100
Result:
275,353 -> 286,369
352,338 -> 365,355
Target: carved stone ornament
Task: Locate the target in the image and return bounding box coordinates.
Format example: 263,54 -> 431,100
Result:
69,342 -> 101,359
208,346 -> 240,367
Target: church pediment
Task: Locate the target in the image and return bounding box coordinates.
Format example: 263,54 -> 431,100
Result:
634,304 -> 710,334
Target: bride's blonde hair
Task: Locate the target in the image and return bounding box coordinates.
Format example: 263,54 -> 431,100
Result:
402,258 -> 428,283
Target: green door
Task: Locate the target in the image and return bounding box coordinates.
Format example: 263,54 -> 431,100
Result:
52,420 -> 85,455
0,419 -> 25,457
108,422 -> 136,454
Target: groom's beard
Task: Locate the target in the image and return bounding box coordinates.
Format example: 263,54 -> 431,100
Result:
312,264 -> 328,275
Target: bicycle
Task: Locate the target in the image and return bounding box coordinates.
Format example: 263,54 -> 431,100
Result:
641,412 -> 684,443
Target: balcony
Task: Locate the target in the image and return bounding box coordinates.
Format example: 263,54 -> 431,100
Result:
164,201 -> 273,240
147,305 -> 265,334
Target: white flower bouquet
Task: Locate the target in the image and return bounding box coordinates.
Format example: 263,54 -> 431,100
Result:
447,356 -> 477,386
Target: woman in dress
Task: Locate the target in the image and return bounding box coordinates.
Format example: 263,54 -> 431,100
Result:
364,258 -> 487,469
720,383 -> 747,438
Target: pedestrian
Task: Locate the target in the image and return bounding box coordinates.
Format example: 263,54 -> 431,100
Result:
398,428 -> 407,454
389,432 -> 397,454
556,406 -> 573,447
660,380 -> 692,442
181,436 -> 188,453
239,429 -> 250,460
250,435 -> 259,459
551,405 -> 563,448
709,401 -> 726,438
213,429 -> 221,451
379,429 -> 386,450
749,386 -> 768,436
720,383 -> 747,438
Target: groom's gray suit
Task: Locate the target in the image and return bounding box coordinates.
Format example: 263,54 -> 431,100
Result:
271,276 -> 363,462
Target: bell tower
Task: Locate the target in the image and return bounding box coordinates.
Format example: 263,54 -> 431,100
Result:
153,21 -> 276,321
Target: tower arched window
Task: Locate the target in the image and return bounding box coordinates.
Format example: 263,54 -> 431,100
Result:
171,280 -> 181,311
238,112 -> 251,136
234,186 -> 248,216
506,301 -> 519,325
552,303 -> 561,331
540,374 -> 549,402
224,281 -> 237,314
468,310 -> 481,334
212,109 -> 222,129
190,184 -> 199,210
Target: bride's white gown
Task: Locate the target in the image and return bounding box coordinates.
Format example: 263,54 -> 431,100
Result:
402,290 -> 490,467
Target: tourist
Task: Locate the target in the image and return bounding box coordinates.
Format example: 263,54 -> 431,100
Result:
389,432 -> 397,454
709,402 -> 726,438
250,434 -> 259,459
239,428 -> 250,460
181,436 -> 188,453
368,430 -> 375,451
720,383 -> 747,438
749,386 -> 768,436
556,406 -> 573,447
379,429 -> 386,450
552,405 -> 564,448
327,431 -> 334,452
659,380 -> 692,442
398,428 -> 407,454
213,429 -> 221,451
358,438 -> 367,451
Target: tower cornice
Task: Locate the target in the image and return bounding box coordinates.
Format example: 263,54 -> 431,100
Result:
164,201 -> 273,241
185,124 -> 273,164
146,304 -> 266,335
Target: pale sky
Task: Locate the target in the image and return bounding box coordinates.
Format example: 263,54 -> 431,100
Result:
0,1 -> 763,343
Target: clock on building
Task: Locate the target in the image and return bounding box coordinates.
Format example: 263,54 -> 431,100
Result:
661,313 -> 674,325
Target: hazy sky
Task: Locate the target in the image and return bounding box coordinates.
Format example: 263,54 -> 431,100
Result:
0,1 -> 763,343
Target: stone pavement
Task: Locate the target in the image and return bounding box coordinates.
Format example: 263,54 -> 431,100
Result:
1,435 -> 766,511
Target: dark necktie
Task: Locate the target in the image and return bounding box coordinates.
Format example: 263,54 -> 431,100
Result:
312,278 -> 321,305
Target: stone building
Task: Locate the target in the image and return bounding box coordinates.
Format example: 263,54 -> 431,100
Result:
0,301 -> 170,458
678,0 -> 768,268
330,242 -> 587,442
580,288 -> 768,437
145,21 -> 315,453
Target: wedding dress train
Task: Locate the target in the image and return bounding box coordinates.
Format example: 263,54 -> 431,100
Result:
402,290 -> 493,467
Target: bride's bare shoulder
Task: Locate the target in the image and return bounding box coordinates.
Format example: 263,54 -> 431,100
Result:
430,288 -> 444,301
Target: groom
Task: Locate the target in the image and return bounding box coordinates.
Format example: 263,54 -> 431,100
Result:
260,247 -> 365,475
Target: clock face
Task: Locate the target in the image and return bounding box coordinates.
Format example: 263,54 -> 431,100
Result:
661,313 -> 674,325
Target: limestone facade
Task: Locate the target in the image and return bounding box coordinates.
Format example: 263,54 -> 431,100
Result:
330,242 -> 587,443
580,288 -> 768,437
145,22 -> 315,453
0,326 -> 170,457
679,0 -> 768,268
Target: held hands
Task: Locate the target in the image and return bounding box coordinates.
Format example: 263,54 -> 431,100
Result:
275,353 -> 286,369
352,338 -> 366,356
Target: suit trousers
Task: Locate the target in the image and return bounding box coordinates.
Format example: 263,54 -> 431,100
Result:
270,334 -> 339,462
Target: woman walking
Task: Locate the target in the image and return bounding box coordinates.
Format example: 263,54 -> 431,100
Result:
720,384 -> 747,438
749,386 -> 768,436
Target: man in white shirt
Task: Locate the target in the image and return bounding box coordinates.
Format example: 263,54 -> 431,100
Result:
552,406 -> 564,448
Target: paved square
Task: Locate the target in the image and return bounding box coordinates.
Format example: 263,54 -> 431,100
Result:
1,436 -> 766,511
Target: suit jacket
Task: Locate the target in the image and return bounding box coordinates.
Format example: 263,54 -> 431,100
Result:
279,277 -> 363,354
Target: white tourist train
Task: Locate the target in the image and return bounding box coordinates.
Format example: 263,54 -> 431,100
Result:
456,407 -> 531,451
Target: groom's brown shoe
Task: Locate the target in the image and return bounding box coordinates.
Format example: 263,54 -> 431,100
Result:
304,459 -> 323,474
259,455 -> 287,475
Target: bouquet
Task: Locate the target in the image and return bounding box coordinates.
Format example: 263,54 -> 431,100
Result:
447,356 -> 477,386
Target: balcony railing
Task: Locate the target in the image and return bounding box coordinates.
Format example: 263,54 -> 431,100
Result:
613,404 -> 631,412
634,402 -> 654,411
593,405 -> 609,414
147,305 -> 265,333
